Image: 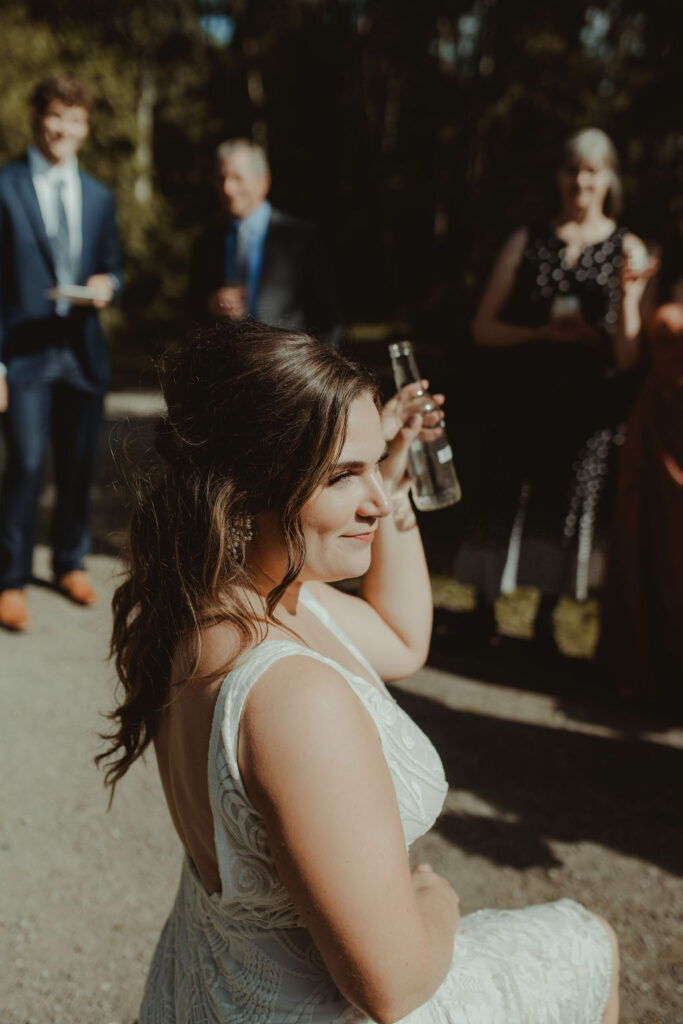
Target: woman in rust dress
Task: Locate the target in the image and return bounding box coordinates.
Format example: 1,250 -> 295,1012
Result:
600,205 -> 683,706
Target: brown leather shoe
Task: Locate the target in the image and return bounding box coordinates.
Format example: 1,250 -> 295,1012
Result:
57,570 -> 99,606
0,589 -> 31,631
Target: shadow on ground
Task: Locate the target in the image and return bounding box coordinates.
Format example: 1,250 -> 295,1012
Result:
389,682 -> 683,878
429,605 -> 683,734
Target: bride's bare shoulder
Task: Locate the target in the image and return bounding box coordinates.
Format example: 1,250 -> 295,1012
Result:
240,653 -> 378,797
170,619 -> 250,700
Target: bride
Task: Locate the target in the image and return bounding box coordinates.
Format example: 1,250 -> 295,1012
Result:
98,321 -> 619,1023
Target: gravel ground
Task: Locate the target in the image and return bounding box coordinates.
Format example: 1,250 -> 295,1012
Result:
1,394 -> 681,1024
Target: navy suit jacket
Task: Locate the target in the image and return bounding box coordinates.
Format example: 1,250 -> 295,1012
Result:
190,207 -> 342,348
0,154 -> 122,389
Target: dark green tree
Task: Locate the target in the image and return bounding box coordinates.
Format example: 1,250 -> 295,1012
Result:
2,0 -> 679,379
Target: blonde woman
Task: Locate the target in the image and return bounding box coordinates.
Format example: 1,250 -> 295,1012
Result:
456,128 -> 654,642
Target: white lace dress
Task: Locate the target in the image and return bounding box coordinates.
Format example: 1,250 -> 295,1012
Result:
140,586 -> 613,1024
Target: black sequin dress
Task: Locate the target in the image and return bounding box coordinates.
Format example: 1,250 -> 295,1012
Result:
456,223 -> 640,602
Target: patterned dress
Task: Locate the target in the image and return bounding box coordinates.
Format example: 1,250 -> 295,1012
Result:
457,223 -> 640,602
140,586 -> 613,1023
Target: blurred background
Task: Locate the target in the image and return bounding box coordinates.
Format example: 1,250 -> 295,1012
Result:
1,0 -> 682,660
1,0 -> 680,381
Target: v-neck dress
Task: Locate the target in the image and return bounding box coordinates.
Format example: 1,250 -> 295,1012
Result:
140,585 -> 612,1023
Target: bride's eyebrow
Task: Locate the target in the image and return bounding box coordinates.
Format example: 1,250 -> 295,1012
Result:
332,447 -> 390,471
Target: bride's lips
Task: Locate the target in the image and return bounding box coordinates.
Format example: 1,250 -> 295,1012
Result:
342,529 -> 377,543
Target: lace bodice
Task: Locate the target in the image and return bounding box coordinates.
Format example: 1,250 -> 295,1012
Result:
207,587 -> 447,935
140,587 -> 612,1024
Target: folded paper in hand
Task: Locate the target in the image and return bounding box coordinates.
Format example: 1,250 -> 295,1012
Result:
44,284 -> 110,305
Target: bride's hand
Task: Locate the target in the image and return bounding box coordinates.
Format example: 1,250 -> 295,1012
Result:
379,382 -> 446,531
412,863 -> 461,934
381,380 -> 445,444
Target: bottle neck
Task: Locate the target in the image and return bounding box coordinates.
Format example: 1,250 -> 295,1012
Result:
389,348 -> 420,390
389,347 -> 436,411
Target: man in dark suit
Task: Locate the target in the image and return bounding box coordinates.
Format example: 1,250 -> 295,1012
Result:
190,138 -> 342,347
0,75 -> 122,630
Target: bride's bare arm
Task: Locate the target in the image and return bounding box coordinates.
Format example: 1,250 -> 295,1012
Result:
239,657 -> 459,1024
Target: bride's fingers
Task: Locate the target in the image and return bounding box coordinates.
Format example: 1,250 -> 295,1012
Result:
382,382 -> 446,445
401,389 -> 445,423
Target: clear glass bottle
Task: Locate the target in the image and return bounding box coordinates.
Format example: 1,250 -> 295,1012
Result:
388,341 -> 462,511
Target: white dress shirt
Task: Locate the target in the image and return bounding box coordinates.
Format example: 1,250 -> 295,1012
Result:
29,145 -> 83,270
29,147 -> 83,316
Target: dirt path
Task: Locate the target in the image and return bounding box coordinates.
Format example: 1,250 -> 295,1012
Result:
1,394 -> 681,1023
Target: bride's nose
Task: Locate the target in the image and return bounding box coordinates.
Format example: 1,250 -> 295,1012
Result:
359,475 -> 393,518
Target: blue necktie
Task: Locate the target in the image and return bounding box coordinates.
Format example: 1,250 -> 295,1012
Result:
224,221 -> 248,286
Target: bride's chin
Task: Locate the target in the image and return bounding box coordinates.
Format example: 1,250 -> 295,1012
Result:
328,558 -> 372,584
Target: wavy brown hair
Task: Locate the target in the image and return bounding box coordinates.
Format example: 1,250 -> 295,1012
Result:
97,322 -> 377,796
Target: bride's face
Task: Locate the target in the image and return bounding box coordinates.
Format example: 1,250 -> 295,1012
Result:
298,392 -> 392,583
250,393 -> 392,588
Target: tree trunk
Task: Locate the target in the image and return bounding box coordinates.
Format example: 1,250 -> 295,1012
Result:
134,60 -> 156,203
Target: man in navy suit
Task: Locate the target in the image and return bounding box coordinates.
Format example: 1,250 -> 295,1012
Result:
190,138 -> 342,348
0,75 -> 121,630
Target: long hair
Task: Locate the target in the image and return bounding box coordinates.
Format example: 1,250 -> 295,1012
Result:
97,322 -> 376,796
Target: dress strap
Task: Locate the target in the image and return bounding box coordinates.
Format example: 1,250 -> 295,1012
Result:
207,633 -> 395,898
299,585 -> 384,687
210,639 -> 308,796
209,633 -> 383,802
207,639 -> 334,899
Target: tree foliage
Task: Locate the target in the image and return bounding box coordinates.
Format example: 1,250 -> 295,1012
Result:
0,0 -> 680,381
